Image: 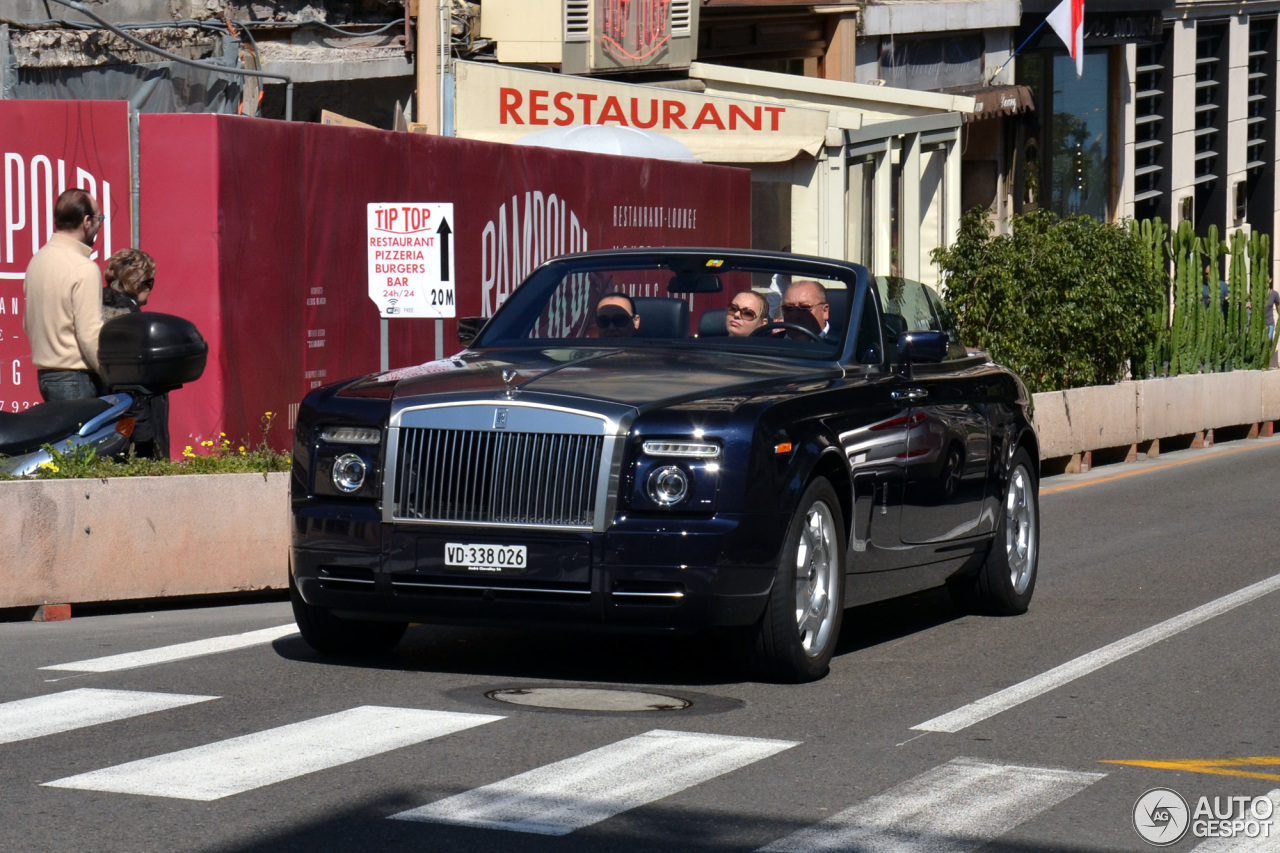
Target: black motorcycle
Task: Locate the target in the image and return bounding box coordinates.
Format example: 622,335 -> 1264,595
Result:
0,313 -> 207,475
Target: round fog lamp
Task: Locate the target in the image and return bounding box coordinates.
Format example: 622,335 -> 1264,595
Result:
331,453 -> 367,493
647,465 -> 689,507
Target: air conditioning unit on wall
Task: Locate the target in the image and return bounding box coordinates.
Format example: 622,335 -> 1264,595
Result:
479,0 -> 698,74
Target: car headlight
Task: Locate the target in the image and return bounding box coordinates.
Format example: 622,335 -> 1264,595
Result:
631,436 -> 722,512
320,426 -> 380,444
313,424 -> 382,498
642,440 -> 720,459
331,453 -> 368,493
647,465 -> 690,506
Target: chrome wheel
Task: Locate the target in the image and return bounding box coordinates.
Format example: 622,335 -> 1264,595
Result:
1005,463 -> 1037,595
793,501 -> 838,658
740,478 -> 845,682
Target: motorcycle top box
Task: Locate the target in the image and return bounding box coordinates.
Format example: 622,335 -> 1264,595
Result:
98,312 -> 208,391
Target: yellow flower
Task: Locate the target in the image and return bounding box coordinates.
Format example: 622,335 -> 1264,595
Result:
238,446 -> 246,453
264,411 -> 274,418
38,461 -> 59,473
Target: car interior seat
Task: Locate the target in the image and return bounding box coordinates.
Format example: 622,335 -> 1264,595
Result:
825,288 -> 849,339
698,308 -> 727,337
633,297 -> 691,338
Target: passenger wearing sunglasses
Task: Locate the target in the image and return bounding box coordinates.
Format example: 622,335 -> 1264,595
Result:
594,292 -> 640,338
725,290 -> 770,337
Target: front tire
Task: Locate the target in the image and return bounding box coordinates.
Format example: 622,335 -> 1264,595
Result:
740,478 -> 846,683
952,447 -> 1038,615
290,574 -> 408,655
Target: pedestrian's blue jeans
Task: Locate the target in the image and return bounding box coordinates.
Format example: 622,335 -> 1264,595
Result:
37,370 -> 103,402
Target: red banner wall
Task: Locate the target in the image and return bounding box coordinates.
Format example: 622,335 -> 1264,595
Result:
139,114 -> 751,454
0,101 -> 134,413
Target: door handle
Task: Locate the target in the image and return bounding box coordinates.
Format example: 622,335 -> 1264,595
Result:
892,388 -> 928,402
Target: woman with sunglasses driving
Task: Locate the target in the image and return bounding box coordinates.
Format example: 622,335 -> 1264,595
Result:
725,290 -> 770,337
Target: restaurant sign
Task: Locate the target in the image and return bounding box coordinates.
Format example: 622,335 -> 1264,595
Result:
454,61 -> 832,164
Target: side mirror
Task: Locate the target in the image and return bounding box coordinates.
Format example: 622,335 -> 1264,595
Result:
457,316 -> 485,347
897,330 -> 948,377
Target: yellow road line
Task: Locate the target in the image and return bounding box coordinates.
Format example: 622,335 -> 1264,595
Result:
1101,757 -> 1280,782
1042,442 -> 1277,494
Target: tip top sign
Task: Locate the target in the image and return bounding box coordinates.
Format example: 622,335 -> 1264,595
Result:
371,205 -> 439,235
367,202 -> 456,319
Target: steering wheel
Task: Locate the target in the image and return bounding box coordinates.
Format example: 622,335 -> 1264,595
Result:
750,322 -> 822,342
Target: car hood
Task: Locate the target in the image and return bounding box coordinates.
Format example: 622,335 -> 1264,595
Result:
354,347 -> 841,412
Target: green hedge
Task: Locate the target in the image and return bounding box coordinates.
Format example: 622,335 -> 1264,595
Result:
932,209 -> 1167,393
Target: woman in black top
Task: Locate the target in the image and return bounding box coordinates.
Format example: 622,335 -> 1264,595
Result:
102,248 -> 169,459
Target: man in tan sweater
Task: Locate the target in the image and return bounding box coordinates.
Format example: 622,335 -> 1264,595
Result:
24,188 -> 107,401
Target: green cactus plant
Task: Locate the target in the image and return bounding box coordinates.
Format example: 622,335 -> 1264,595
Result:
1250,231 -> 1274,369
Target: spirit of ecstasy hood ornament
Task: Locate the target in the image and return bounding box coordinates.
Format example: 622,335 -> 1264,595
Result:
502,368 -> 518,399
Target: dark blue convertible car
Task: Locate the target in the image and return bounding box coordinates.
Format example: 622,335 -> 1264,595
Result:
289,248 -> 1039,682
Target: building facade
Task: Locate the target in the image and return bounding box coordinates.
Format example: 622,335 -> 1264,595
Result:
7,1 -> 1276,272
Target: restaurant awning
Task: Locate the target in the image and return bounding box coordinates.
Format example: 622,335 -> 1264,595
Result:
943,84 -> 1035,123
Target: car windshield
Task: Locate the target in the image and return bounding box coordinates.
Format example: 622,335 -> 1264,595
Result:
475,253 -> 859,360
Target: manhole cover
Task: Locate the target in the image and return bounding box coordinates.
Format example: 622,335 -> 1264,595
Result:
485,687 -> 691,712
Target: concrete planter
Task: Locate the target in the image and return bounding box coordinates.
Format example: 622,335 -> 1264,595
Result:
0,472 -> 288,610
1032,369 -> 1278,460
1032,383 -> 1139,460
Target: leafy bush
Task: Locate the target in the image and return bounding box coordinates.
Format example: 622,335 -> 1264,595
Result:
1,412 -> 290,481
933,208 -> 1166,393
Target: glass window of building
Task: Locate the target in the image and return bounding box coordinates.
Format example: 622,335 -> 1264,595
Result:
1018,50 -> 1113,220
1050,52 -> 1110,219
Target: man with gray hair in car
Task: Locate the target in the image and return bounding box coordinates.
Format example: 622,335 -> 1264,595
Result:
780,279 -> 829,339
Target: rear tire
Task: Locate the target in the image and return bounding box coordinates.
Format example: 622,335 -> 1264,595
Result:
951,447 -> 1038,615
290,574 -> 408,655
739,478 -> 846,683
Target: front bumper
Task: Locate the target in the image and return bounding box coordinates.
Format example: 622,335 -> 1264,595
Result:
290,506 -> 788,631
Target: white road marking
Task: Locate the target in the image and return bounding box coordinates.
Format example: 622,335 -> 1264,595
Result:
914,572 -> 1280,733
44,706 -> 503,801
391,728 -> 798,836
1191,790 -> 1280,852
0,689 -> 217,745
40,624 -> 299,673
758,757 -> 1105,853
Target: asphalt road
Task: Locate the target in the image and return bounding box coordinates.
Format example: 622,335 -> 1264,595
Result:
3,439 -> 1280,852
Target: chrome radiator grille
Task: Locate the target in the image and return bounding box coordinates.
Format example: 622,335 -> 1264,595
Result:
393,428 -> 603,526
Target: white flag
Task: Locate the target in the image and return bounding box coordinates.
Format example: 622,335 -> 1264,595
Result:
1046,0 -> 1085,78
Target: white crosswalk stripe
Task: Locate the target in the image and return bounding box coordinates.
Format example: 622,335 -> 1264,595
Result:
1191,790 -> 1280,852
391,728 -> 799,836
0,688 -> 217,746
757,757 -> 1106,853
44,706 -> 504,801
41,624 -> 299,673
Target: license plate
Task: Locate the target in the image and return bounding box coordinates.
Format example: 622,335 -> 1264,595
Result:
445,542 -> 527,573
